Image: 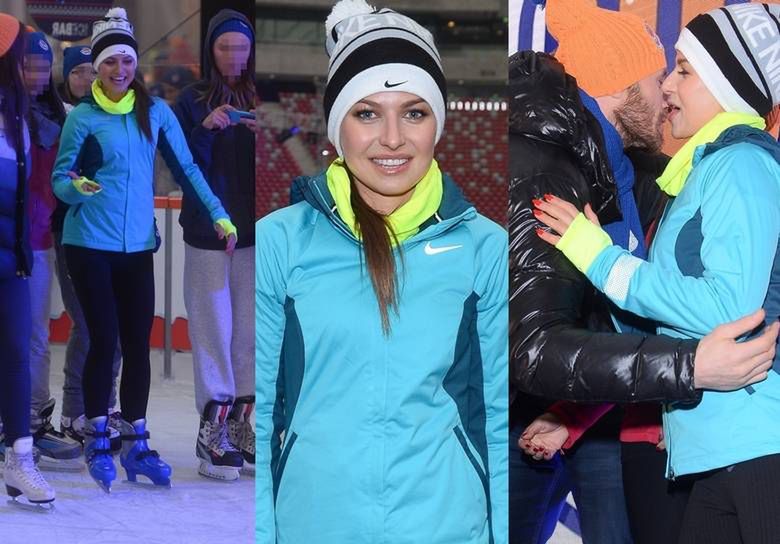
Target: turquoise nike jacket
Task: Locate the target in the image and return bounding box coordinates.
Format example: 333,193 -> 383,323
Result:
255,172 -> 508,543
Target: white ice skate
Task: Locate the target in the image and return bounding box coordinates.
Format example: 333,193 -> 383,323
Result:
3,436 -> 55,512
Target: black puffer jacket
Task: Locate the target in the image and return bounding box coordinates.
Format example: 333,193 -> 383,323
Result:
508,51 -> 700,418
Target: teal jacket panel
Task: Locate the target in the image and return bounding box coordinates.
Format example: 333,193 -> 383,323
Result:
256,173 -> 508,544
586,127 -> 780,477
52,96 -> 228,252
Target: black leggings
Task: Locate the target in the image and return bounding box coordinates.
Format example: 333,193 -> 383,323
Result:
679,453 -> 780,544
64,245 -> 154,422
621,441 -> 692,544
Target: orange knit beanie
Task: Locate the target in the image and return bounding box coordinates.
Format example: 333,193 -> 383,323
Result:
0,13 -> 21,58
546,0 -> 666,97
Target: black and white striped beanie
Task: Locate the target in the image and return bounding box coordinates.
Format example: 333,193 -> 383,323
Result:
91,7 -> 138,70
323,0 -> 447,157
677,3 -> 780,117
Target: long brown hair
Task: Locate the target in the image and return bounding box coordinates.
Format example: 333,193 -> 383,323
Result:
349,172 -> 402,335
129,77 -> 152,141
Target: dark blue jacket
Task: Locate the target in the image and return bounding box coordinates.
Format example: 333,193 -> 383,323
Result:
172,8 -> 255,250
0,114 -> 32,279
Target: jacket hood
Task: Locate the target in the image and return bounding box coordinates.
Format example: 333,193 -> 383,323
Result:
203,9 -> 254,81
700,124 -> 780,166
509,50 -> 619,221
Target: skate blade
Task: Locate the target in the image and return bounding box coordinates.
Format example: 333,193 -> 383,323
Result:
122,478 -> 172,489
7,497 -> 55,513
89,477 -> 112,494
198,461 -> 240,482
38,457 -> 85,473
239,464 -> 255,476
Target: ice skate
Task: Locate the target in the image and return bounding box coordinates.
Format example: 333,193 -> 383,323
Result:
227,396 -> 255,476
0,431 -> 40,470
84,416 -> 116,493
197,399 -> 243,481
3,436 -> 55,511
118,418 -> 172,488
31,399 -> 83,472
62,413 -> 121,453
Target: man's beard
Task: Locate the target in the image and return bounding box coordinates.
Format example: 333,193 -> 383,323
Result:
613,84 -> 664,153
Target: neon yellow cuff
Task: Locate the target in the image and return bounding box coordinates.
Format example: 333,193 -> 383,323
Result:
555,213 -> 612,274
216,218 -> 237,239
72,176 -> 99,196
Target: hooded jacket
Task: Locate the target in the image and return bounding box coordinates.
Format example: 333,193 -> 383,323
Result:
51,94 -> 228,252
508,51 -> 700,413
173,8 -> 255,250
255,172 -> 508,544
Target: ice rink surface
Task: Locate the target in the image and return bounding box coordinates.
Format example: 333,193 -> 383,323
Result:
1,345 -> 254,544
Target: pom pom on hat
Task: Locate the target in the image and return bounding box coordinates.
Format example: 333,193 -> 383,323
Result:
326,0 -> 376,35
91,5 -> 138,69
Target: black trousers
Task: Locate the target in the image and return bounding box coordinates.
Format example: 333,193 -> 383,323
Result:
621,441 -> 692,544
0,276 -> 31,445
64,245 -> 154,422
679,453 -> 780,544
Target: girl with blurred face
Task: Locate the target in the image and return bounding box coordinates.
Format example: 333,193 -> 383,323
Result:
172,9 -> 256,482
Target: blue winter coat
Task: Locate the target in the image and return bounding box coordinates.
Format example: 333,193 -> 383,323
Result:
585,126 -> 780,477
51,95 -> 228,252
255,172 -> 509,543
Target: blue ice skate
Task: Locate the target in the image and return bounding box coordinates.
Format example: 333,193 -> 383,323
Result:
118,419 -> 172,488
84,416 -> 116,493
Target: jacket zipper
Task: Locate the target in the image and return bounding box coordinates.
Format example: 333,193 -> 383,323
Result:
663,404 -> 675,480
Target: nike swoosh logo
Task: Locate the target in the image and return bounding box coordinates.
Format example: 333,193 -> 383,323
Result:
384,80 -> 407,88
424,242 -> 462,255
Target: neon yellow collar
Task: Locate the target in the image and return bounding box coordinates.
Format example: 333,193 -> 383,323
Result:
657,112 -> 765,196
91,79 -> 135,115
326,158 -> 443,243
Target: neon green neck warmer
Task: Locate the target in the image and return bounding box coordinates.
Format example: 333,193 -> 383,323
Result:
326,158 -> 444,244
657,111 -> 765,197
92,79 -> 135,115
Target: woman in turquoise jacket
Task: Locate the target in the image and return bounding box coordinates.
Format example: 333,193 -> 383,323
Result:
255,2 -> 507,543
51,8 -> 235,492
534,4 -> 780,542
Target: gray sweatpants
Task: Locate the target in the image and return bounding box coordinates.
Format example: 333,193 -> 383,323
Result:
29,248 -> 54,412
183,244 -> 255,414
53,235 -> 121,418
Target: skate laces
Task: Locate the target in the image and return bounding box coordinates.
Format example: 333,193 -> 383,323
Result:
14,450 -> 50,489
228,420 -> 255,454
206,421 -> 238,454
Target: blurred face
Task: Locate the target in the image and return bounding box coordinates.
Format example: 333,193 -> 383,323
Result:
67,62 -> 96,99
212,32 -> 251,79
613,68 -> 667,152
98,54 -> 136,99
662,52 -> 724,139
23,54 -> 51,96
340,91 -> 437,214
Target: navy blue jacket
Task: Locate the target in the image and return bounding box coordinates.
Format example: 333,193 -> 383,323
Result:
0,114 -> 32,279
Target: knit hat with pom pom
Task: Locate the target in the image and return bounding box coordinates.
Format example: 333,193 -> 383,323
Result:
323,0 -> 446,157
91,6 -> 137,69
546,0 -> 666,97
